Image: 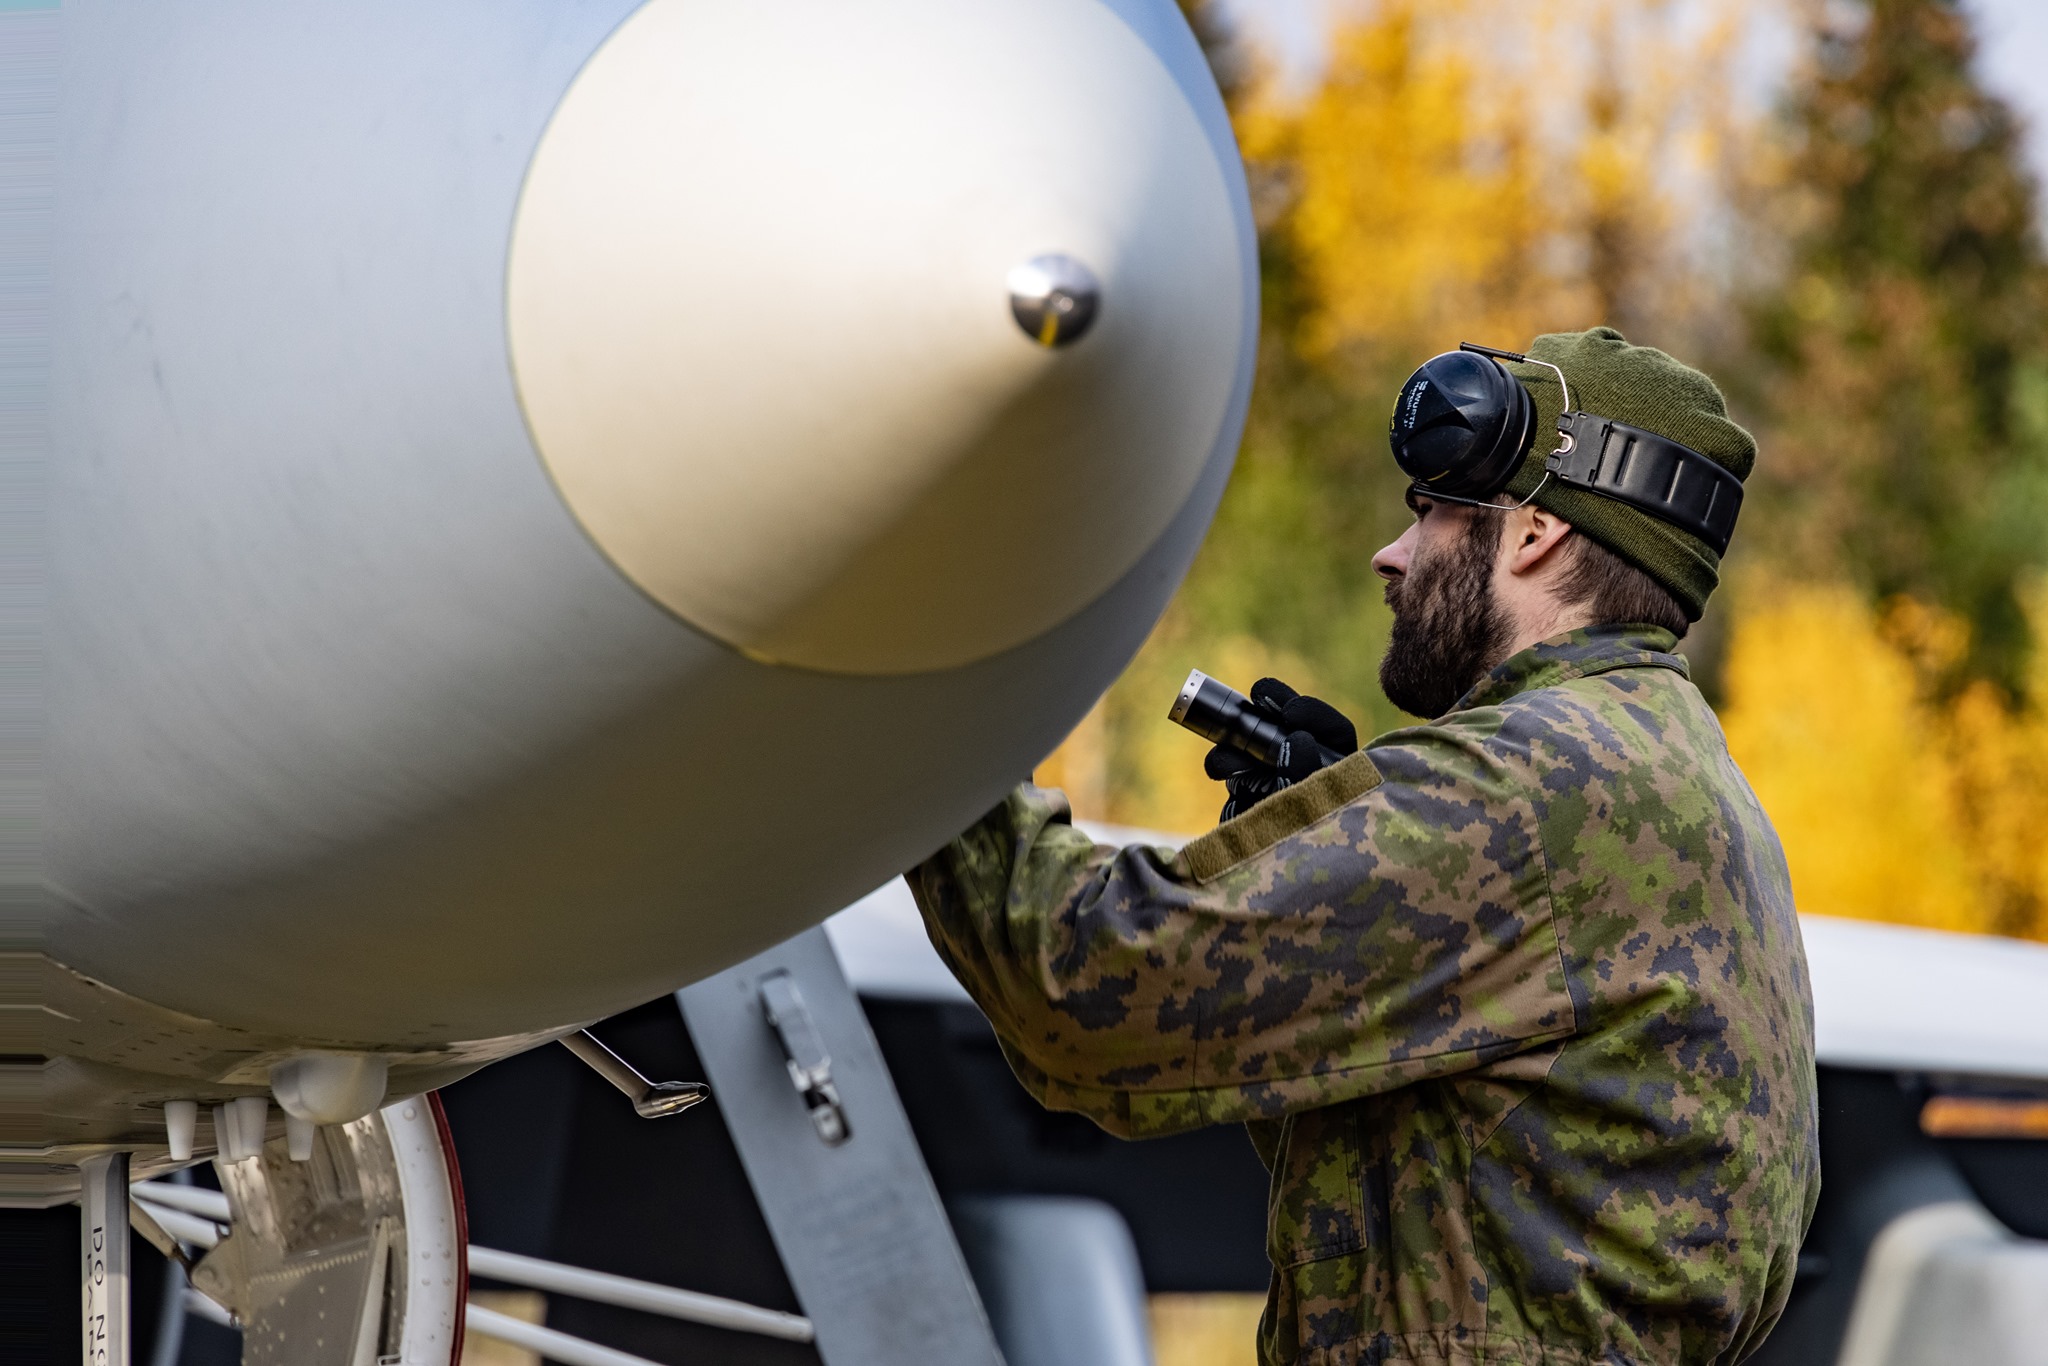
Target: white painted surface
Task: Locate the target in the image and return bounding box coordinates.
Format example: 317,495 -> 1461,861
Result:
511,0 -> 1247,675
138,1204 -> 223,1251
1803,915 -> 2048,1082
465,1305 -> 666,1366
183,1290 -> 234,1329
467,1246 -> 813,1342
43,1 -> 1254,1145
1836,1201 -> 2048,1366
80,1152 -> 130,1366
825,876 -> 974,1005
130,1182 -> 231,1224
383,1100 -> 463,1366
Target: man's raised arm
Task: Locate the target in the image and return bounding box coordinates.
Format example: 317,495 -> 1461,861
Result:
907,737 -> 1578,1139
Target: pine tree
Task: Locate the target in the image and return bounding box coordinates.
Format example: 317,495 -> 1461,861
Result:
1750,0 -> 2048,690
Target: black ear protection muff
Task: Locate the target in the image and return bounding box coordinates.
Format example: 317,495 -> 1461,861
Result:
1389,346 -> 1534,500
1388,342 -> 1743,555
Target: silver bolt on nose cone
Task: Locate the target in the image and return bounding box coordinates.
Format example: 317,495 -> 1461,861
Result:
1008,253 -> 1101,347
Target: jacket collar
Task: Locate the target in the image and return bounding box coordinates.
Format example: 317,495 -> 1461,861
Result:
1452,624 -> 1688,713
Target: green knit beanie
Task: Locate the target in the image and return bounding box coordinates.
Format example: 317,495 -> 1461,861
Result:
1495,326 -> 1755,620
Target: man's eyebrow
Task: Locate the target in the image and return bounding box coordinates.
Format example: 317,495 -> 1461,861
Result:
1404,488 -> 1427,515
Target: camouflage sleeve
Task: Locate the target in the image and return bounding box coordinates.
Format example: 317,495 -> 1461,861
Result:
908,739 -> 1579,1139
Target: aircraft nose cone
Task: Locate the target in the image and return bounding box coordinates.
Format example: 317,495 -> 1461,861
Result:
506,0 -> 1249,675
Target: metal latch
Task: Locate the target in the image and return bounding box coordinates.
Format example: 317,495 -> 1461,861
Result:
758,972 -> 851,1146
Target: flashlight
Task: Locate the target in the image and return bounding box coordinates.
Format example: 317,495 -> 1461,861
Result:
1168,669 -> 1347,775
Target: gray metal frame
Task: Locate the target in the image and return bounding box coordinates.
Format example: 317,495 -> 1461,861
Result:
680,928 -> 1004,1366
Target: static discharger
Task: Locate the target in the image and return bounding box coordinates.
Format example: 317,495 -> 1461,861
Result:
209,1096 -> 271,1164
164,1100 -> 197,1162
559,1029 -> 709,1119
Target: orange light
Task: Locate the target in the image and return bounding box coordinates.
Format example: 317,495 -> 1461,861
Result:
1920,1095 -> 2048,1139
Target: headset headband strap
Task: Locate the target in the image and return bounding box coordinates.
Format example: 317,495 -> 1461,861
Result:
1548,412 -> 1742,556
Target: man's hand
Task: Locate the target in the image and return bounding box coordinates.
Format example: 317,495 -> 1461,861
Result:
1203,679 -> 1358,822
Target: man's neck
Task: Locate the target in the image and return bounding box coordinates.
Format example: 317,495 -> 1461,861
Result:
1494,595 -> 1596,672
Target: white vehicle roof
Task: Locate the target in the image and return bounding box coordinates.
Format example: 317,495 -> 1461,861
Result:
1801,914 -> 2048,1082
826,826 -> 2048,1082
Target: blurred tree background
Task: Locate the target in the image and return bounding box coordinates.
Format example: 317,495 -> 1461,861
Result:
1035,0 -> 2048,942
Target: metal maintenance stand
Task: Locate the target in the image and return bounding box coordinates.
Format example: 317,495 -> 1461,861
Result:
678,927 -> 1005,1366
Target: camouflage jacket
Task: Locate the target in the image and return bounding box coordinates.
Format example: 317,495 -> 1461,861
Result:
909,626 -> 1819,1366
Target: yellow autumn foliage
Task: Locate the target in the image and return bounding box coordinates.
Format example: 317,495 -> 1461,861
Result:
1237,0 -> 1560,359
1719,587 -> 1981,932
1720,583 -> 2048,941
1238,0 -> 1756,359
1036,0 -> 2048,953
1149,1294 -> 1268,1366
1041,0 -> 1764,835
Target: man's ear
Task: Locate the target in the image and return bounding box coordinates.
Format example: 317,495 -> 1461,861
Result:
1504,504 -> 1574,578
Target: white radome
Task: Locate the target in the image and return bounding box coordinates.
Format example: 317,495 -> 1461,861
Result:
24,0 -> 1256,1199
509,0 -> 1244,674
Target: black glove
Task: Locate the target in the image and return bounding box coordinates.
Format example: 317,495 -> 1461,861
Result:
1203,678 -> 1358,822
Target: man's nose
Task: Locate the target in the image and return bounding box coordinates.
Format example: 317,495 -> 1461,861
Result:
1373,525 -> 1416,581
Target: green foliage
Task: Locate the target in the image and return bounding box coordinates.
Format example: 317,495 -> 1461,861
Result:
1056,0 -> 2048,832
1183,343 -> 1416,736
1747,0 -> 2048,691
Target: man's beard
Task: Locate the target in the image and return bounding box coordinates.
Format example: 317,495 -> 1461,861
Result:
1379,512 -> 1514,719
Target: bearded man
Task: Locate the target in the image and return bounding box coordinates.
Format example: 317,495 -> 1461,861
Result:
908,328 -> 1820,1366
